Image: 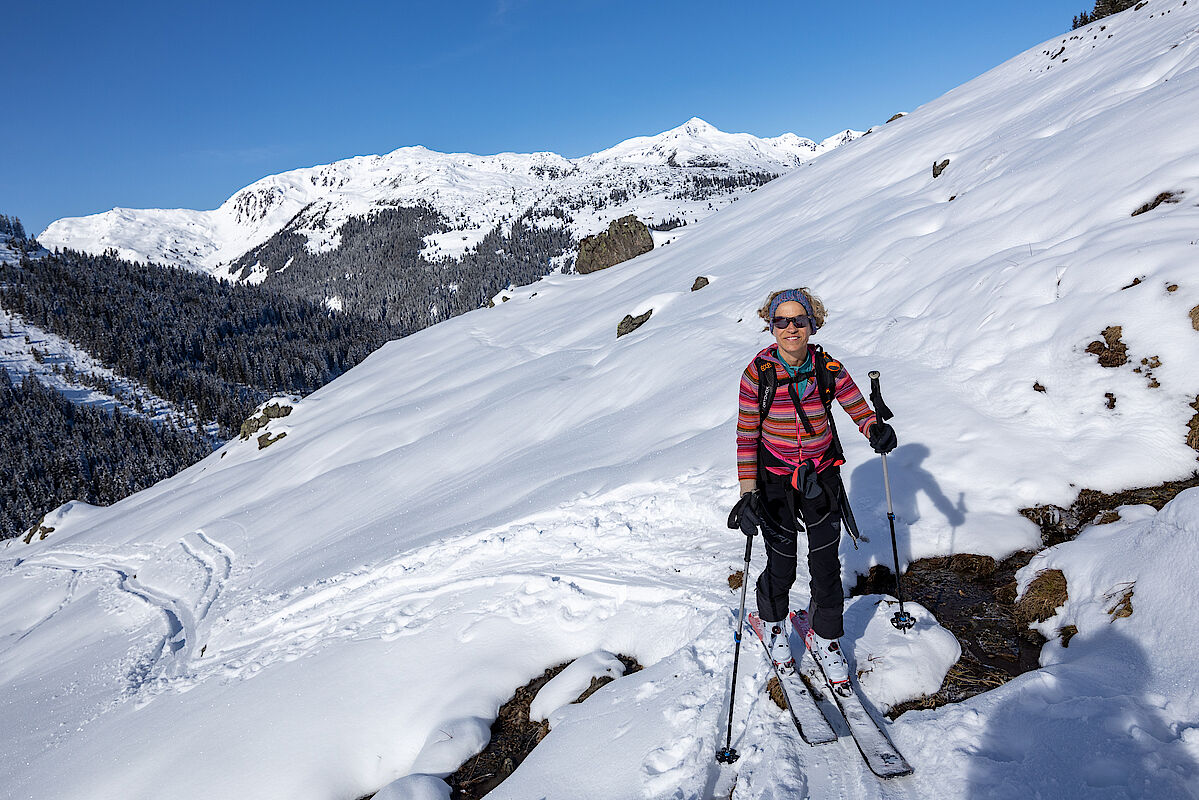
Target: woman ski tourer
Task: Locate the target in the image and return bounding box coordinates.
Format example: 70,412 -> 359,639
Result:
729,288 -> 896,693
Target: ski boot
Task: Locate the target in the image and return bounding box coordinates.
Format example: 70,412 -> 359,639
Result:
767,618 -> 795,674
805,627 -> 852,697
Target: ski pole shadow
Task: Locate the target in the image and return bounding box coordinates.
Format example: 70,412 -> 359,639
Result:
962,628 -> 1197,799
846,443 -> 965,567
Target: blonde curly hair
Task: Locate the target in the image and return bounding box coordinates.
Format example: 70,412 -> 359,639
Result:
757,288 -> 826,332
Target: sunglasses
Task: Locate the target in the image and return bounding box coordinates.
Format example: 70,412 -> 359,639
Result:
771,315 -> 811,330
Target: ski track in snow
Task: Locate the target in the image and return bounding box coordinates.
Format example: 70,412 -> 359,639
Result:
7,476 -> 896,798
178,477 -> 738,693
14,530 -> 236,696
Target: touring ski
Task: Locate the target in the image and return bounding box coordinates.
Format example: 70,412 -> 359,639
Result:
793,611 -> 913,778
747,612 -> 837,745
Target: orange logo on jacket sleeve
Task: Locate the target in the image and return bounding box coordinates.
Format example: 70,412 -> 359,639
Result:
826,360 -> 842,372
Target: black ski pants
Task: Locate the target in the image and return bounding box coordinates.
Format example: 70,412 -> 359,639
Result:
754,466 -> 845,640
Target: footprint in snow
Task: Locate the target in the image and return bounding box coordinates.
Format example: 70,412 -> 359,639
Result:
641,734 -> 702,794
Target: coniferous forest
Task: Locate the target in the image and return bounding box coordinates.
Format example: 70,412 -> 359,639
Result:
229,204 -> 576,328
0,371 -> 214,539
0,197 -> 584,539
0,244 -> 396,538
1,248 -> 395,434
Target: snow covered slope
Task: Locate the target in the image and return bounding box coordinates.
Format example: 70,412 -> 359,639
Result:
5,3 -> 1199,799
39,119 -> 858,273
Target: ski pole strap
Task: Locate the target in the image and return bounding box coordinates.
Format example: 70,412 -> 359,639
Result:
868,370 -> 894,422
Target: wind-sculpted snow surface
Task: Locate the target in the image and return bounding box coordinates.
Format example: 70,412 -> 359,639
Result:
5,3 -> 1199,798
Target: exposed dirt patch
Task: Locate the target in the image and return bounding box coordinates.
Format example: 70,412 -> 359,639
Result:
932,159 -> 950,179
728,570 -> 744,590
1189,397 -> 1199,452
1190,305 -> 1199,331
1020,471 -> 1199,547
441,655 -> 642,800
1132,355 -> 1162,388
853,549 -> 1045,717
852,471 -> 1198,717
691,276 -> 710,291
1085,325 -> 1128,367
1130,190 -> 1183,217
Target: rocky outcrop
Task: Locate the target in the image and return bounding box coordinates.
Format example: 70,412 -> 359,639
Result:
617,310 -> 652,338
240,400 -> 295,449
575,215 -> 653,274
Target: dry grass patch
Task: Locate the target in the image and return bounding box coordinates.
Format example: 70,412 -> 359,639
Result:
1086,325 -> 1128,367
1017,569 -> 1068,624
1059,624 -> 1079,647
766,675 -> 787,710
1105,582 -> 1135,620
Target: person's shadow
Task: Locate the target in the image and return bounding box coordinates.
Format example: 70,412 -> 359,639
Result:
846,443 -> 965,572
956,628 -> 1197,798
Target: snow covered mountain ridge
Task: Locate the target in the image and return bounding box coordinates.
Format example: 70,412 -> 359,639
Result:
39,119 -> 859,277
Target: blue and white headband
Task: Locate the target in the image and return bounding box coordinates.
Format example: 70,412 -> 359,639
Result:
768,290 -> 815,324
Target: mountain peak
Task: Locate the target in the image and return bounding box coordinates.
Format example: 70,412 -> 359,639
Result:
40,119 -> 858,270
672,117 -> 719,136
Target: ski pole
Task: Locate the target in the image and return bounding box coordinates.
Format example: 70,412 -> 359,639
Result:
716,530 -> 753,764
868,371 -> 915,633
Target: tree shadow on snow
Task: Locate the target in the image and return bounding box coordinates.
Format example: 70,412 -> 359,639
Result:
962,628 -> 1198,799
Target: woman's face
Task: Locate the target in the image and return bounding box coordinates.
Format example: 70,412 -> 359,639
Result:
771,300 -> 811,362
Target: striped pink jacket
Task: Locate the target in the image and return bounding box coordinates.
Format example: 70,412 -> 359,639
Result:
736,344 -> 877,481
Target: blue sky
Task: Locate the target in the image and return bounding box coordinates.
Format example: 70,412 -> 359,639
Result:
3,0 -> 1089,235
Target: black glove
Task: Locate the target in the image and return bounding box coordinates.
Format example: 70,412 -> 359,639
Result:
791,460 -> 823,500
728,491 -> 765,536
869,421 -> 897,455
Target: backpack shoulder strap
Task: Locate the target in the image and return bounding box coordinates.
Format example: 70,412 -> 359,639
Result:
754,357 -> 777,433
811,344 -> 846,462
812,345 -> 842,411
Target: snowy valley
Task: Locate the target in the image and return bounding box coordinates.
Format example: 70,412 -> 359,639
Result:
5,2 -> 1199,799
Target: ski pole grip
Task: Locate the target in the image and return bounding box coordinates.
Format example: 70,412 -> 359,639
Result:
868,370 -> 894,421
743,532 -> 754,564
